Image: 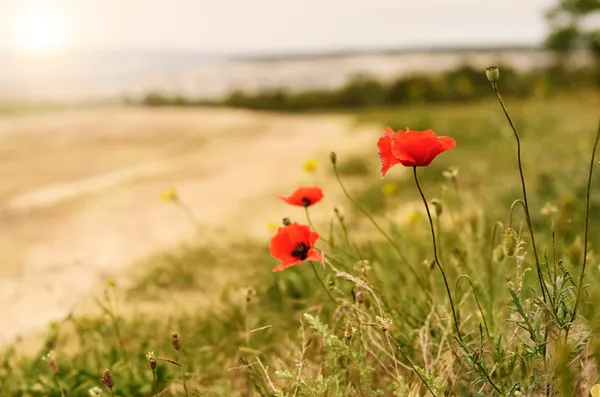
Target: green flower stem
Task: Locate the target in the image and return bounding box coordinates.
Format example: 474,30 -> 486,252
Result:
568,116 -> 600,338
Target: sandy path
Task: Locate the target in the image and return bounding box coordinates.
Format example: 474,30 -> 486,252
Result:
0,106 -> 376,345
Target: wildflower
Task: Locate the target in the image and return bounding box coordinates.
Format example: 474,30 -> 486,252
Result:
591,384 -> 600,397
302,158 -> 318,174
146,351 -> 157,370
160,188 -> 179,203
503,227 -> 518,257
485,66 -> 500,83
267,221 -> 279,232
42,350 -> 58,375
101,369 -> 114,390
270,222 -> 321,272
540,202 -> 558,216
88,386 -> 103,397
442,167 -> 459,181
377,127 -> 456,177
171,332 -> 181,351
278,186 -> 324,207
404,211 -> 423,227
381,182 -> 399,196
106,278 -> 116,288
375,316 -> 393,332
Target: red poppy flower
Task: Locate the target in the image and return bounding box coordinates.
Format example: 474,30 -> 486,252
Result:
270,222 -> 322,272
377,127 -> 456,177
278,186 -> 324,207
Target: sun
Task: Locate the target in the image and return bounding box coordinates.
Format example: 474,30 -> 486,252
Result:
11,6 -> 69,55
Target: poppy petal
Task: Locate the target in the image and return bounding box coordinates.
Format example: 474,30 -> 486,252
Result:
272,259 -> 303,272
278,187 -> 324,206
377,130 -> 402,177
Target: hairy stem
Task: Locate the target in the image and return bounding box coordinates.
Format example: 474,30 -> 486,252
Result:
568,116 -> 600,337
413,167 -> 461,338
310,261 -> 337,304
385,332 -> 437,396
492,84 -> 546,302
414,167 -> 502,395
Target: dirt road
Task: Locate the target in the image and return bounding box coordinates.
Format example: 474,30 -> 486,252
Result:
0,106 -> 376,345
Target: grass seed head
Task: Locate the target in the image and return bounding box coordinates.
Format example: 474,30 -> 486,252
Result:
503,227 -> 518,257
101,369 -> 114,390
171,332 -> 181,351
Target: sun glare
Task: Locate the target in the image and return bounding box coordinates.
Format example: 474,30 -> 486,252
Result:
11,6 -> 69,55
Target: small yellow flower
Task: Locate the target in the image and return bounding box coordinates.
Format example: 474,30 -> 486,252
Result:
404,211 -> 423,227
160,188 -> 179,203
591,384 -> 600,397
381,182 -> 399,196
106,278 -> 116,288
267,221 -> 279,232
302,158 -> 318,174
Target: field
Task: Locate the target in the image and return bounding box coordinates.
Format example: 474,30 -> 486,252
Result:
2,87 -> 600,396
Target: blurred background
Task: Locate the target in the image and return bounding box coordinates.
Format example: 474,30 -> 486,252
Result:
0,0 -> 599,345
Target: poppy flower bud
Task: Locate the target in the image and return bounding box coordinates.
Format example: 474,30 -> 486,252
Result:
431,199 -> 443,217
486,66 -> 500,83
330,152 -> 337,165
282,217 -> 292,226
493,244 -> 506,263
333,207 -> 344,220
503,227 -> 518,257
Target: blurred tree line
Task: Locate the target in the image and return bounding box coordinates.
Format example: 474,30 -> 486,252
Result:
140,0 -> 598,112
140,63 -> 596,111
545,0 -> 600,81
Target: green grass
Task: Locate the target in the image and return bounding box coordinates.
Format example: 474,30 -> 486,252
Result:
3,90 -> 600,396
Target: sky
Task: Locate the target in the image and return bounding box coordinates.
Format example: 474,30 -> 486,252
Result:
0,0 -> 557,54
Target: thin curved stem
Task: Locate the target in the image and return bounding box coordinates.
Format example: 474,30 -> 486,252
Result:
333,162 -> 426,289
509,199 -> 526,228
414,167 -> 502,395
493,85 -> 546,302
310,261 -> 337,304
455,275 -> 491,342
413,167 -> 461,339
385,332 -> 437,396
304,206 -> 315,230
152,368 -> 158,397
568,116 -> 600,338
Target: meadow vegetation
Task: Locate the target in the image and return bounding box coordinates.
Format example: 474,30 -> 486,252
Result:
2,71 -> 600,396
139,63 -> 597,112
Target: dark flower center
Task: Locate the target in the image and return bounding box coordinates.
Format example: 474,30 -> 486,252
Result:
291,242 -> 309,260
301,197 -> 311,207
